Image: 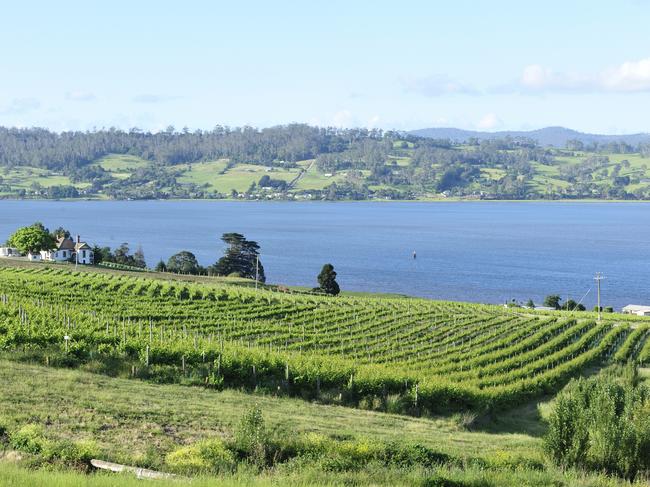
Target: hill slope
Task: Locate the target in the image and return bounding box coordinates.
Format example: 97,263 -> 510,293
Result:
2,125 -> 650,200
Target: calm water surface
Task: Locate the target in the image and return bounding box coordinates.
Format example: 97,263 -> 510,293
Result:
0,200 -> 648,309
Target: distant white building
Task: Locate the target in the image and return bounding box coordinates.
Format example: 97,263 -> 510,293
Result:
41,236 -> 76,262
27,252 -> 42,261
534,306 -> 557,311
622,305 -> 650,316
75,240 -> 93,265
41,235 -> 94,265
0,247 -> 20,257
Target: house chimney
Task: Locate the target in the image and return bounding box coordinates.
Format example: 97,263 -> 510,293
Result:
77,235 -> 80,244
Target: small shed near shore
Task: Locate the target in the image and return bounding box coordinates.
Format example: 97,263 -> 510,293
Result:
622,305 -> 650,316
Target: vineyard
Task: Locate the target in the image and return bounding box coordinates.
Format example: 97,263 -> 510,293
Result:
0,263 -> 647,414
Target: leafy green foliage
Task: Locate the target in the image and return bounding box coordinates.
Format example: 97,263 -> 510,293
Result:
166,439 -> 235,474
7,222 -> 55,254
544,365 -> 650,479
166,251 -> 202,274
234,406 -> 268,467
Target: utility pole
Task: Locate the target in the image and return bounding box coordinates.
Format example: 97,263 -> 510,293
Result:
255,254 -> 259,290
594,273 -> 605,322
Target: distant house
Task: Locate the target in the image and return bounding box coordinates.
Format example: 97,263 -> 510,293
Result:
622,305 -> 650,316
75,240 -> 94,265
534,306 -> 557,311
41,236 -> 75,262
41,235 -> 94,265
0,247 -> 20,257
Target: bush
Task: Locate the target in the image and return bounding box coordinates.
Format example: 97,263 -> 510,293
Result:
166,438 -> 235,474
234,405 -> 268,467
9,424 -> 99,467
42,438 -> 99,465
10,424 -> 47,454
544,366 -> 650,479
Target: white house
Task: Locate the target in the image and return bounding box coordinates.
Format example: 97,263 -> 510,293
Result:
27,252 -> 42,261
75,240 -> 93,265
41,235 -> 94,265
0,247 -> 20,257
41,236 -> 76,262
622,305 -> 650,316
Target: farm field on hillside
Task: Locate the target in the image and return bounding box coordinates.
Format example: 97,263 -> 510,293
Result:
0,263 -> 646,415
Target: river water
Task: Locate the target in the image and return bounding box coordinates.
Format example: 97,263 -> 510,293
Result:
0,200 -> 648,309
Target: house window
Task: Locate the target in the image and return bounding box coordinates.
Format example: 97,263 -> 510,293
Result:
83,250 -> 86,258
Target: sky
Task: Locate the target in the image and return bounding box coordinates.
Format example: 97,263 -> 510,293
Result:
2,0 -> 650,133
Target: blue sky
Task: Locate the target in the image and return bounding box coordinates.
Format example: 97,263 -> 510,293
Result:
2,0 -> 650,133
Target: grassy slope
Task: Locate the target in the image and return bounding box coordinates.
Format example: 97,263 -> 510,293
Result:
4,148 -> 650,199
175,159 -> 229,189
0,361 -> 542,464
0,361 -> 639,487
0,166 -> 80,189
202,164 -> 301,193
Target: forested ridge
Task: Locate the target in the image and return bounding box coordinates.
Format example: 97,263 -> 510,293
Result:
1,124 -> 650,200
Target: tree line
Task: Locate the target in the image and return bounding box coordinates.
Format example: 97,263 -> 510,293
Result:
4,224 -> 340,295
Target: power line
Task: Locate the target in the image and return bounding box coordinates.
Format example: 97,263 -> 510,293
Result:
594,273 -> 606,322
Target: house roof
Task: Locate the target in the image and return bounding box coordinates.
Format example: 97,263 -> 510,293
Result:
623,305 -> 650,312
56,237 -> 75,250
75,243 -> 92,250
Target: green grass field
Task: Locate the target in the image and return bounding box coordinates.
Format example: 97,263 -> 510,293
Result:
4,148 -> 650,200
0,360 -> 642,487
202,164 -> 302,193
94,154 -> 150,179
0,166 -> 76,189
176,159 -> 230,189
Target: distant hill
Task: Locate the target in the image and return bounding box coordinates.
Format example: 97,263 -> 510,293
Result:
409,126 -> 650,147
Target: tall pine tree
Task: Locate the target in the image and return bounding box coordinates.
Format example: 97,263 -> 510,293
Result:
211,233 -> 265,282
316,263 -> 340,295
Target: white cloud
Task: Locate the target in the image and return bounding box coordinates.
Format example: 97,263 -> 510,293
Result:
518,58 -> 650,93
403,74 -> 479,97
406,58 -> 650,97
476,113 -> 502,130
601,58 -> 650,92
0,97 -> 40,115
65,90 -> 96,102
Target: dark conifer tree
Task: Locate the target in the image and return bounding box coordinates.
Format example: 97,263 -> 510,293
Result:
211,233 -> 265,282
316,263 -> 340,295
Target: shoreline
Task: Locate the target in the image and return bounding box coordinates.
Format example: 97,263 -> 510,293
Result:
1,197 -> 649,204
